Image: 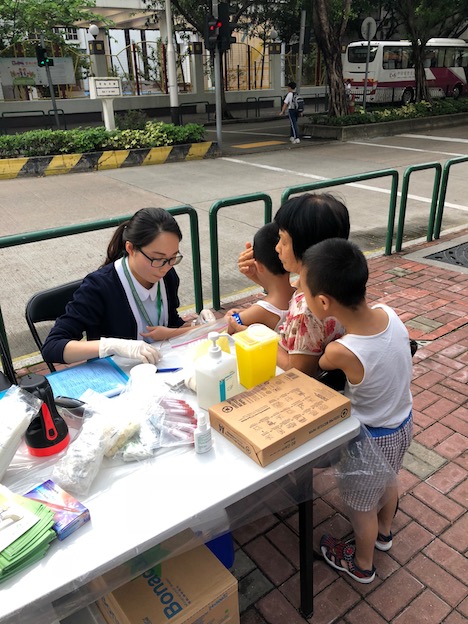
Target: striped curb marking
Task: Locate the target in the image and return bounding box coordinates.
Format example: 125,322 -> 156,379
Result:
0,142 -> 220,179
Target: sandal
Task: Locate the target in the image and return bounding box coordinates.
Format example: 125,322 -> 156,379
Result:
320,534 -> 376,584
375,532 -> 393,551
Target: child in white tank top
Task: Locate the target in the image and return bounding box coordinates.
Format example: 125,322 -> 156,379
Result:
301,238 -> 413,585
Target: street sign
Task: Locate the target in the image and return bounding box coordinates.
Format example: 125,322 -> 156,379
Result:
89,78 -> 122,99
361,17 -> 377,41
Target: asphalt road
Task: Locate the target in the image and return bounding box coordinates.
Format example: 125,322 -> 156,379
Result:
1,119 -> 467,361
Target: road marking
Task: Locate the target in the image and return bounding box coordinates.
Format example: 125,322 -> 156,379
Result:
222,157 -> 468,213
232,140 -> 286,149
206,128 -> 287,137
348,141 -> 465,158
400,133 -> 468,144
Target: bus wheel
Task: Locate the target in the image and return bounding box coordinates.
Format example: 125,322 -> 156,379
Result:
402,88 -> 414,105
452,84 -> 462,99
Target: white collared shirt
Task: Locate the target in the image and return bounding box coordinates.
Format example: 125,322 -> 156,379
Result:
115,258 -> 168,341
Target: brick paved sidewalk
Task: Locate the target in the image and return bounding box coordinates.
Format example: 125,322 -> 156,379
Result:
13,229 -> 468,624
221,231 -> 468,624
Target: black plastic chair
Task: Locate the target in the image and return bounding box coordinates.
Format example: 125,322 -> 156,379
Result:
0,331 -> 16,389
25,280 -> 83,372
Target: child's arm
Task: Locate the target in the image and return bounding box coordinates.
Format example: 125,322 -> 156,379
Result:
277,347 -> 321,378
319,342 -> 364,385
225,305 -> 281,334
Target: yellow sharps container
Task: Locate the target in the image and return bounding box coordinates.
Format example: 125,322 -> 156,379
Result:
233,323 -> 280,389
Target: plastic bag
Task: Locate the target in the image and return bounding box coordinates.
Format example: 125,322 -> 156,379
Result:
158,396 -> 197,447
52,412 -> 111,496
0,386 -> 43,482
333,426 -> 398,513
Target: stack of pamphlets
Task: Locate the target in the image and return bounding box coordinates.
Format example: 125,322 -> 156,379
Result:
24,480 -> 90,540
0,484 -> 56,583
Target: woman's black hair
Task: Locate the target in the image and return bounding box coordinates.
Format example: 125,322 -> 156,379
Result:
103,207 -> 182,266
253,222 -> 286,275
274,193 -> 350,261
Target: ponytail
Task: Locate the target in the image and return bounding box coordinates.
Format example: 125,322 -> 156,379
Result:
102,222 -> 128,266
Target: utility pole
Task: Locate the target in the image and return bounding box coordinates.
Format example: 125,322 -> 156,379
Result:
165,0 -> 181,124
40,33 -> 60,129
296,9 -> 306,91
212,0 -> 223,150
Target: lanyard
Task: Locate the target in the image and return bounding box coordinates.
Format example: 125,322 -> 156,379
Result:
122,257 -> 162,327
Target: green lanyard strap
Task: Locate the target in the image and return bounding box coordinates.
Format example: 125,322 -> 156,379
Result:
122,257 -> 162,327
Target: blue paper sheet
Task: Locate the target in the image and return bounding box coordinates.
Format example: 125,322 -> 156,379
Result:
46,357 -> 129,400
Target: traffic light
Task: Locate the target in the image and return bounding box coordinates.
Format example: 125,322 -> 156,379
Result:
204,14 -> 221,51
35,45 -> 53,67
218,3 -> 236,51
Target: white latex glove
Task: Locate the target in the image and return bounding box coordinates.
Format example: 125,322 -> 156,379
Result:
99,337 -> 160,364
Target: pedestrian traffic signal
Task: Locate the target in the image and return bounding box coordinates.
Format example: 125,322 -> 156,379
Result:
218,3 -> 236,51
35,45 -> 53,67
204,14 -> 221,51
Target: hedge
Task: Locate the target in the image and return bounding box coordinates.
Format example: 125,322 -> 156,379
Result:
0,122 -> 206,159
305,97 -> 468,127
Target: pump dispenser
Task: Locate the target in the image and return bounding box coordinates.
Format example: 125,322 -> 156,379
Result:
195,332 -> 239,409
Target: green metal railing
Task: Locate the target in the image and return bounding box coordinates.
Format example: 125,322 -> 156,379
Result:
434,155 -> 468,240
209,192 -> 273,310
395,162 -> 442,252
281,168 -> 400,255
0,205 -> 203,365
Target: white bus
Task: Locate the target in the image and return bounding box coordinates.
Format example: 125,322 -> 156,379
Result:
343,38 -> 468,104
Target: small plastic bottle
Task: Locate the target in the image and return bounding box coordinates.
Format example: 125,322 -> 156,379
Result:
194,412 -> 212,454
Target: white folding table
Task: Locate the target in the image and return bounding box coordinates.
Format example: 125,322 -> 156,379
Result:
1,409 -> 360,623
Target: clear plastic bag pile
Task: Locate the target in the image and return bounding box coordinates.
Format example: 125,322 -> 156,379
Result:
52,376 -> 197,496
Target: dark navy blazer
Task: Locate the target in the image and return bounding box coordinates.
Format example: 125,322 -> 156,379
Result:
42,263 -> 184,364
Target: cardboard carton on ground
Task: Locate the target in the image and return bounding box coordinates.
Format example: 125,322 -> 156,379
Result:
209,368 -> 351,467
96,543 -> 239,624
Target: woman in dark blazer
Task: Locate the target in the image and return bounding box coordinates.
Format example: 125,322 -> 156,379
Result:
42,207 -> 189,366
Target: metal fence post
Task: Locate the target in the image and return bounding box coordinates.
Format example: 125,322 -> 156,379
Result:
209,193 -> 273,310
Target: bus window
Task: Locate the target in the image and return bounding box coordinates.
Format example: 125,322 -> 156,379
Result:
401,49 -> 414,69
444,48 -> 456,67
383,46 -> 404,69
424,49 -> 439,68
348,46 -> 378,64
455,50 -> 468,67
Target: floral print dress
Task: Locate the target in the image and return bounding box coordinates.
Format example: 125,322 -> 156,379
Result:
279,291 -> 345,355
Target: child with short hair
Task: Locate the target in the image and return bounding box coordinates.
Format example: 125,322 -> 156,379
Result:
226,222 -> 294,334
301,238 -> 413,583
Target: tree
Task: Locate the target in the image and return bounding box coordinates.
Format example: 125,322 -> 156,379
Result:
312,0 -> 352,117
389,0 -> 468,101
143,1 -> 275,119
0,0 -> 107,51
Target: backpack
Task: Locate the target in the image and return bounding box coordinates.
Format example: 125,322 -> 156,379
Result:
293,93 -> 305,113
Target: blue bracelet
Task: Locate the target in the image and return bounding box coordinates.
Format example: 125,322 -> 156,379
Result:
232,312 -> 243,325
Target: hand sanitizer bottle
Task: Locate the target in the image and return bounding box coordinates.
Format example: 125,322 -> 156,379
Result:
194,412 -> 212,454
195,332 -> 239,409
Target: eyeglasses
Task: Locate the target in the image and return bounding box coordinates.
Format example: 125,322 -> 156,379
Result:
138,248 -> 183,268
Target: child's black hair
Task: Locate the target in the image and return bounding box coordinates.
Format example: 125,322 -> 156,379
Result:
253,222 -> 286,275
274,193 -> 350,261
303,238 -> 368,309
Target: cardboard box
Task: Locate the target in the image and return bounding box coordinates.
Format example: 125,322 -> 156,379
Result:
209,368 -> 351,467
96,544 -> 239,624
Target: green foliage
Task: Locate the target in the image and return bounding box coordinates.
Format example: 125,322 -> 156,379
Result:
0,0 -> 108,50
115,109 -> 149,130
305,97 -> 468,126
0,122 -> 206,159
